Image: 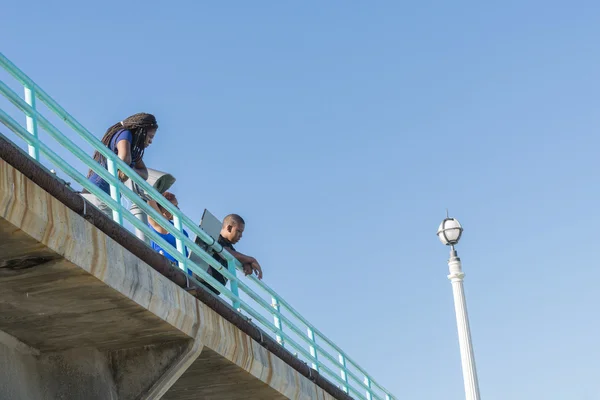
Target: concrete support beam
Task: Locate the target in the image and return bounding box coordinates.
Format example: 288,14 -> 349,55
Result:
113,340 -> 204,400
0,330 -> 205,400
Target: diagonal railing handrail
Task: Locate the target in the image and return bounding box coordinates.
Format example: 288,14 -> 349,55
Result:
0,52 -> 395,400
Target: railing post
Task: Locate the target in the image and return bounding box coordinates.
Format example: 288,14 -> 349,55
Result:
271,296 -> 284,346
338,353 -> 349,393
23,85 -> 39,160
385,394 -> 391,400
172,214 -> 186,272
105,158 -> 123,225
364,375 -> 373,400
307,327 -> 319,371
227,259 -> 241,310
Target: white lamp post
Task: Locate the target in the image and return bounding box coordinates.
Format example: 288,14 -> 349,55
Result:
437,216 -> 481,400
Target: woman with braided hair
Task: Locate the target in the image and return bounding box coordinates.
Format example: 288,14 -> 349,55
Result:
82,112 -> 158,215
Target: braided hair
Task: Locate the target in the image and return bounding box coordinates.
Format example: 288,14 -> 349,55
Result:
88,113 -> 158,177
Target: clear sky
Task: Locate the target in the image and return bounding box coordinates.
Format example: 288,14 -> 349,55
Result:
2,1 -> 600,399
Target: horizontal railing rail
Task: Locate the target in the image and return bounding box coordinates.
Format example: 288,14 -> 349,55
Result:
0,52 -> 395,400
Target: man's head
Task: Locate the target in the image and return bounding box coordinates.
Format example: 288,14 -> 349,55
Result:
221,214 -> 245,244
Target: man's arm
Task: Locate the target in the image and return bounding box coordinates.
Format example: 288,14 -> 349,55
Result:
147,199 -> 168,234
223,247 -> 263,280
225,248 -> 254,265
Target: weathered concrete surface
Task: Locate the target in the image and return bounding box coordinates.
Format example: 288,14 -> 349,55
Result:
0,333 -> 118,400
0,153 -> 345,400
163,347 -> 288,400
0,329 -> 198,400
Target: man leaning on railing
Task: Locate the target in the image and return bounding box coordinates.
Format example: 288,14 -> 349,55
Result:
201,214 -> 263,295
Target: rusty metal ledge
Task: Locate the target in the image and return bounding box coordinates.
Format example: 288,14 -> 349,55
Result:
0,134 -> 353,400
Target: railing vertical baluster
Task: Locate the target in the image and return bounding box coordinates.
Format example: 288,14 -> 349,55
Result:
364,375 -> 373,400
338,353 -> 349,393
106,158 -> 123,225
172,214 -> 186,272
228,259 -> 240,310
307,327 -> 319,371
385,394 -> 391,400
271,296 -> 284,346
23,85 -> 39,161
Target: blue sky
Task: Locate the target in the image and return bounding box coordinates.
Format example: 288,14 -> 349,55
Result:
2,1 -> 600,399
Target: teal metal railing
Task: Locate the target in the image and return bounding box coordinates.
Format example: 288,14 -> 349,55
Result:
0,52 -> 395,400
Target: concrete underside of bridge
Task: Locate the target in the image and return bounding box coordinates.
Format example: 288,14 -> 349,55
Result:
0,141 -> 347,399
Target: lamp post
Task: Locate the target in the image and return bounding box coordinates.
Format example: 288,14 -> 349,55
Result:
437,216 -> 481,400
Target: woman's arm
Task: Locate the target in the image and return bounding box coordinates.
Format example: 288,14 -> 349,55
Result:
116,140 -> 132,165
115,138 -> 149,181
115,139 -> 133,182
134,158 -> 149,181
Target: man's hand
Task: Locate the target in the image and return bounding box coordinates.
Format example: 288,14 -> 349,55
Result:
118,170 -> 129,182
243,260 -> 263,280
243,263 -> 252,276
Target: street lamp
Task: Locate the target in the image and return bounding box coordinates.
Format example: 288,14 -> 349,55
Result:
437,216 -> 481,400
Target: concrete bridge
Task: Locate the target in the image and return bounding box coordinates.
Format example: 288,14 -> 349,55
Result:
0,135 -> 352,399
